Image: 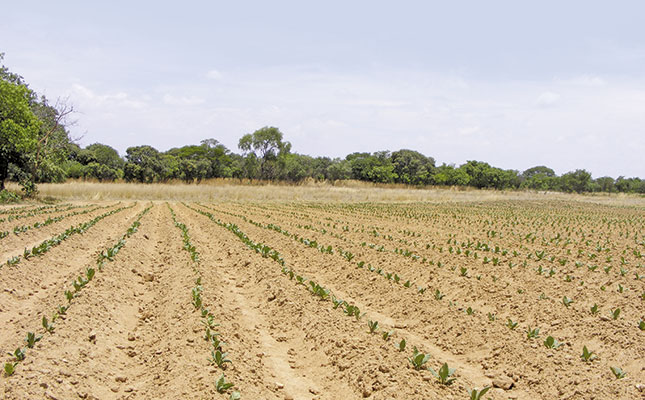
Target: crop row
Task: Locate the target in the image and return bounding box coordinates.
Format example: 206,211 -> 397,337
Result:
167,204 -> 241,400
1,203 -> 114,239
186,203 -> 499,396
225,204 -> 644,334
3,203 -> 135,268
3,205 -> 152,378
200,203 -> 640,392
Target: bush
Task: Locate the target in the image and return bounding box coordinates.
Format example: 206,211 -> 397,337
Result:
0,190 -> 21,204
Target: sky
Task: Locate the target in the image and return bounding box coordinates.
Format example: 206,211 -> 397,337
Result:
1,1 -> 644,178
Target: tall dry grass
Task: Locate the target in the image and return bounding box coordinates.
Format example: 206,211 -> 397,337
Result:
8,180 -> 644,206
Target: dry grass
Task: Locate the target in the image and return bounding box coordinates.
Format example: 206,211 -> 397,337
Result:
7,180 -> 644,206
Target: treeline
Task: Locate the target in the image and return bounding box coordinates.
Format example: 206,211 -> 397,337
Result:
59,126 -> 644,194
1,54 -> 644,196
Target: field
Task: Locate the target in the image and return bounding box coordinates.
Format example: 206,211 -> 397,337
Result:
0,195 -> 643,399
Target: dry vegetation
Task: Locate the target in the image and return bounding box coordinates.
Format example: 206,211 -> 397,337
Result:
0,186 -> 643,399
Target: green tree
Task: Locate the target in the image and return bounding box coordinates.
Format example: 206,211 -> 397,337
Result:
560,169 -> 592,193
0,78 -> 41,191
391,149 -> 435,185
238,126 -> 291,180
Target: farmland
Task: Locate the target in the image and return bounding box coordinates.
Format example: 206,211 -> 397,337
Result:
0,198 -> 643,399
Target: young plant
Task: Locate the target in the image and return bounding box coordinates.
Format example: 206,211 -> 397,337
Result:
4,362 -> 17,377
209,349 -> 232,369
42,316 -> 54,333
398,338 -> 406,352
639,319 -> 645,331
408,347 -> 430,370
581,346 -> 597,362
382,330 -> 394,341
25,332 -> 42,348
507,319 -> 518,330
487,312 -> 496,321
215,373 -> 235,393
466,307 -> 474,315
544,336 -> 561,349
562,296 -> 573,307
611,308 -> 621,320
468,386 -> 491,400
8,348 -> 26,362
610,366 -> 627,379
430,362 -> 456,385
434,289 -> 445,300
526,326 -> 540,340
590,303 -> 599,315
368,320 -> 379,334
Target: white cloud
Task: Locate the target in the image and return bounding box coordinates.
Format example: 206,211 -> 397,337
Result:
558,74 -> 607,87
70,84 -> 147,109
206,69 -> 222,80
535,91 -> 561,107
162,94 -> 205,106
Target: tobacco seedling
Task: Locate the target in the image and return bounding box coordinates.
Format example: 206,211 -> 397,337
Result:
216,373 -> 235,393
466,307 -> 474,315
590,304 -> 599,315
368,320 -> 379,333
468,386 -> 490,400
4,362 -> 17,377
8,348 -> 26,361
610,366 -> 627,379
507,319 -> 518,330
42,316 -> 54,333
434,289 -> 445,300
57,305 -> 68,315
210,349 -> 232,369
398,339 -> 406,352
639,320 -> 645,331
430,362 -> 456,385
65,290 -> 74,302
544,336 -> 561,349
581,346 -> 597,362
611,308 -> 621,320
332,297 -> 345,309
25,332 -> 42,348
487,312 -> 496,321
382,330 -> 394,341
526,327 -> 540,340
408,347 -> 430,370
562,296 -> 573,307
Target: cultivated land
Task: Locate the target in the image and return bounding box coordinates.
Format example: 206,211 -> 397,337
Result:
0,195 -> 643,399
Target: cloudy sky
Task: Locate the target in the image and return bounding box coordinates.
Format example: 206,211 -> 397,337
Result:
2,1 -> 644,177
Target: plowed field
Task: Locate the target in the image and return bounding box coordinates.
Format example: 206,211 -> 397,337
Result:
1,200 -> 643,399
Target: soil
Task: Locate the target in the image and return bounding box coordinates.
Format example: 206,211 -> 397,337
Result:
1,200 -> 643,399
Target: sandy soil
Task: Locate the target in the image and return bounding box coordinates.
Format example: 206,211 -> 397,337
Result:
1,200 -> 643,399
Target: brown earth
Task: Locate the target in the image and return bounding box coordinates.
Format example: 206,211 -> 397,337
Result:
1,200 -> 643,399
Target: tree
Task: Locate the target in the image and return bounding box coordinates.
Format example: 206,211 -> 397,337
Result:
238,126 -> 291,180
391,149 -> 435,185
85,143 -> 124,170
0,78 -> 41,191
560,169 -> 592,193
123,145 -> 167,183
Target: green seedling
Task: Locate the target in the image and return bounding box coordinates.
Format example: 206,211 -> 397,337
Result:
610,366 -> 627,379
487,312 -> 496,321
460,267 -> 468,277
430,362 -> 456,385
25,332 -> 42,348
526,326 -> 540,339
42,316 -> 54,333
590,304 -> 599,315
86,267 -> 95,281
408,347 -> 430,370
581,346 -> 597,362
562,296 -> 573,307
398,339 -> 406,352
382,330 -> 394,341
8,348 -> 26,362
639,320 -> 645,331
4,362 -> 17,377
434,289 -> 445,300
210,349 -> 232,369
468,386 -> 490,400
611,308 -> 621,320
332,297 -> 345,309
417,286 -> 426,294
466,307 -> 474,315
57,305 -> 68,315
544,336 -> 561,349
368,320 -> 379,333
215,373 -> 235,393
507,319 -> 518,330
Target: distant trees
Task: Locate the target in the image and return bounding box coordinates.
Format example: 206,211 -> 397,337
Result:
238,126 -> 291,180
